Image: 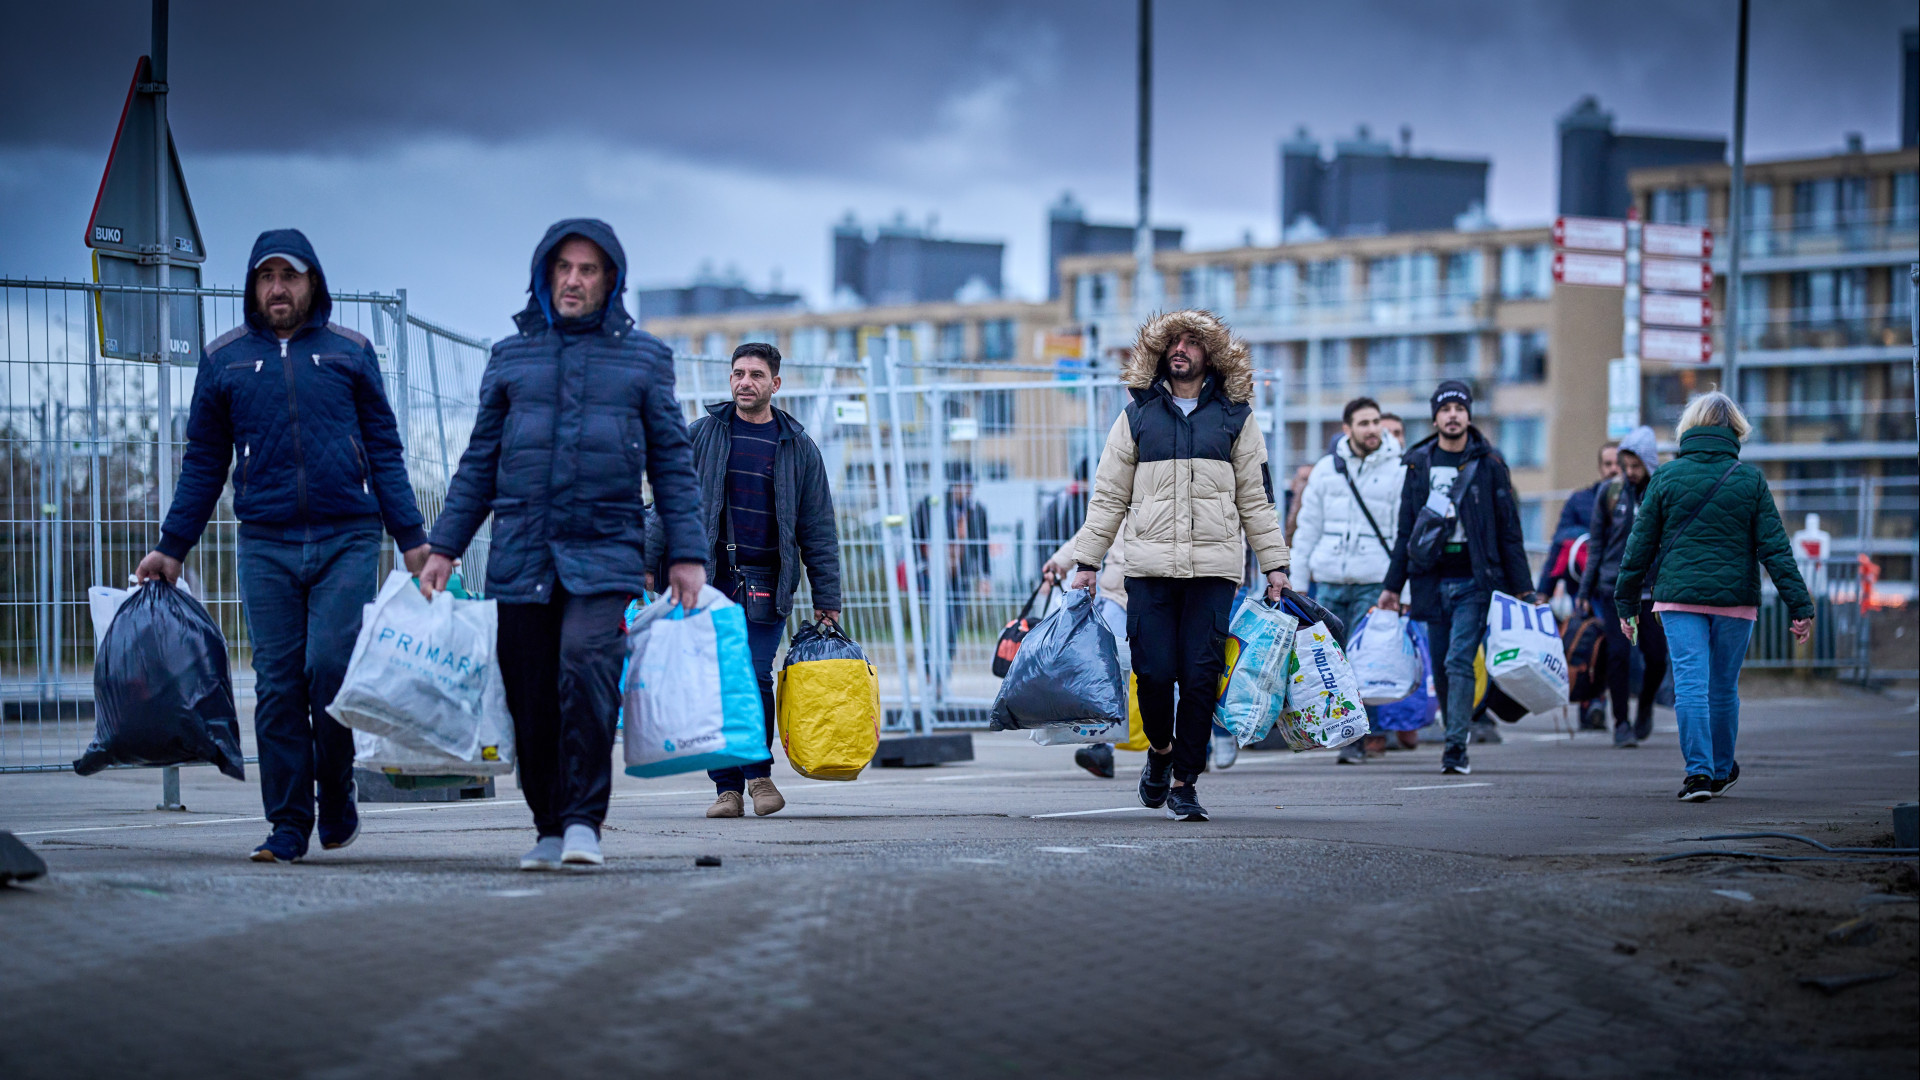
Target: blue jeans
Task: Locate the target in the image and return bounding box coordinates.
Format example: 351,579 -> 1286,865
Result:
1422,578 -> 1490,753
237,528 -> 382,843
709,590 -> 784,792
1659,611 -> 1754,780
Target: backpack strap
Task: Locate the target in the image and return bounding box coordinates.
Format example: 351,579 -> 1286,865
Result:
1332,453 -> 1392,556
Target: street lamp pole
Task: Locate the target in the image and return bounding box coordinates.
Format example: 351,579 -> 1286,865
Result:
1724,0 -> 1750,401
1133,0 -> 1154,322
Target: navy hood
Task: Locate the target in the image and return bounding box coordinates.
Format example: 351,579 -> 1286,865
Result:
524,218 -> 629,332
244,228 -> 331,333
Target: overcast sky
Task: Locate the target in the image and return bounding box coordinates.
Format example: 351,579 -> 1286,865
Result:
2,0 -> 1912,336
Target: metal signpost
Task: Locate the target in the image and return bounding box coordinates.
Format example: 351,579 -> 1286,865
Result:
1552,215 -> 1639,437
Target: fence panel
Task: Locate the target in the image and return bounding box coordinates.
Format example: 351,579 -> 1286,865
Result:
0,279 -> 486,772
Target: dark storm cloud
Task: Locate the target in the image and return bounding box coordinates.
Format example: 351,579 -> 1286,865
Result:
6,1 -> 1912,186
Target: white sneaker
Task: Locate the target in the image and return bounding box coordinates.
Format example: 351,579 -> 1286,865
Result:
1212,731 -> 1239,770
561,823 -> 604,868
519,835 -> 563,872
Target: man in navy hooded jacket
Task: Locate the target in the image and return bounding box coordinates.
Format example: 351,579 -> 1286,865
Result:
136,229 -> 430,864
422,219 -> 706,871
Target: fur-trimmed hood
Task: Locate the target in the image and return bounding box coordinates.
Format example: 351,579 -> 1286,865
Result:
1124,309 -> 1254,404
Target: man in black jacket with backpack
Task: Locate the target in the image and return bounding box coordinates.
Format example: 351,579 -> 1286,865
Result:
1378,381 -> 1534,775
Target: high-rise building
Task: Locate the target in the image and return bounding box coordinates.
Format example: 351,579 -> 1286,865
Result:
1903,27 -> 1917,149
1044,192 -> 1181,299
832,213 -> 1004,307
1556,97 -> 1724,219
1279,125 -> 1489,239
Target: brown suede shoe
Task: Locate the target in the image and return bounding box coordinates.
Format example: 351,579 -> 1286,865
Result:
1396,730 -> 1420,750
706,790 -> 744,818
1363,734 -> 1389,757
747,777 -> 786,816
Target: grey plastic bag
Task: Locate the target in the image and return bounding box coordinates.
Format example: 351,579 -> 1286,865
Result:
989,588 -> 1127,730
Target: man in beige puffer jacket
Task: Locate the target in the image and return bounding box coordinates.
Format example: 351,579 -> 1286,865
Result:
1069,310 -> 1290,821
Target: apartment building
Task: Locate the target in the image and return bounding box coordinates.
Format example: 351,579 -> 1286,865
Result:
1058,227 -> 1623,546
1627,143 -> 1919,580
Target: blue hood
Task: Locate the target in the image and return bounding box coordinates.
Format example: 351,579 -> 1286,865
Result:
244,228 -> 331,333
525,218 -> 629,332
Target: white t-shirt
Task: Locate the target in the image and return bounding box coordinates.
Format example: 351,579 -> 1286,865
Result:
1172,394 -> 1199,416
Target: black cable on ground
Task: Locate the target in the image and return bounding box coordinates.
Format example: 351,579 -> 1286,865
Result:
1651,850 -> 1920,864
1679,831 -> 1920,855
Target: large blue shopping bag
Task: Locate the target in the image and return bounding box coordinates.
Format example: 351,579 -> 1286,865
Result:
621,585 -> 771,778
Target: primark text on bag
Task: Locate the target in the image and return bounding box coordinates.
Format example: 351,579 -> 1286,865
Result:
328,570 -> 508,764
1484,590 -> 1570,715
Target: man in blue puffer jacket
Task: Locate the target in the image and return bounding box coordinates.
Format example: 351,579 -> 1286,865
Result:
136,228 -> 430,864
422,218 -> 707,871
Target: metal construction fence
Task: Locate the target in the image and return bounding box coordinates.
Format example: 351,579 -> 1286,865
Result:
1,277 -> 491,772
3,282 -> 1913,773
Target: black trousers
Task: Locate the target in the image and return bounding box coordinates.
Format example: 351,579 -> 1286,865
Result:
1125,576 -> 1237,783
497,584 -> 629,838
1594,591 -> 1668,735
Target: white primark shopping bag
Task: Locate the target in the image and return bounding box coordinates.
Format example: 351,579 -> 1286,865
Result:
1347,608 -> 1421,705
351,659 -> 514,776
329,570 -> 504,761
1483,590 -> 1570,714
622,585 -> 770,778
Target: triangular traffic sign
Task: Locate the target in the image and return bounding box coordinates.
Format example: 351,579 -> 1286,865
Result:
84,56 -> 206,264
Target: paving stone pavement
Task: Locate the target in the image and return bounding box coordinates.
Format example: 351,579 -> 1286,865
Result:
1,689 -> 1914,1079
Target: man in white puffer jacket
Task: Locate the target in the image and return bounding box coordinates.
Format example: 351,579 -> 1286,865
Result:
1290,397 -> 1407,762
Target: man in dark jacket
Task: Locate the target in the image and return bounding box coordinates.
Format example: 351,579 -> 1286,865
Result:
912,462 -> 992,683
421,219 -> 706,871
1537,441 -> 1619,595
686,342 -> 841,818
135,229 -> 430,864
1578,425 -> 1665,747
1379,380 -> 1535,775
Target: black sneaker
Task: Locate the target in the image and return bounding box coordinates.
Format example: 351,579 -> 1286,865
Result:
1138,752 -> 1173,809
1677,775 -> 1714,802
1074,743 -> 1116,779
1632,711 -> 1655,743
1165,785 -> 1209,821
1708,761 -> 1740,797
1612,723 -> 1638,749
1440,748 -> 1471,775
1336,741 -> 1366,765
1470,721 -> 1504,745
1579,703 -> 1608,731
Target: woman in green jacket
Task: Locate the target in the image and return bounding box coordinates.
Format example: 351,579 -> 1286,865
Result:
1613,392 -> 1814,803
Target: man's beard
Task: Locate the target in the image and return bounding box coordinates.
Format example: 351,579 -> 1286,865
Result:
265,296 -> 310,331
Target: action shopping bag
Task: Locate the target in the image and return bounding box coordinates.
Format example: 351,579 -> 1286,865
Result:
1212,600 -> 1301,747
1484,590 -> 1570,715
776,619 -> 881,781
1371,620 -> 1436,731
623,585 -> 770,778
990,588 -> 1126,730
1347,608 -> 1421,705
1272,621 -> 1370,751
328,571 -> 504,761
77,580 -> 245,779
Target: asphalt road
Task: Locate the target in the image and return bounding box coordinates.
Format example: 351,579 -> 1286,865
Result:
2,686 -> 1915,1080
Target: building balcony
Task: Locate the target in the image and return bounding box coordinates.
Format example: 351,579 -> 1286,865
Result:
1729,305 -> 1914,356
1713,210 -> 1920,272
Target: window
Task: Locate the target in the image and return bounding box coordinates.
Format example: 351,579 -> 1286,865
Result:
979,390 -> 1015,434
1499,417 -> 1545,468
1519,498 -> 1547,548
979,319 -> 1014,360
1793,179 -> 1838,231
1499,331 -> 1547,382
1500,245 -> 1550,299
1248,262 -> 1296,314
1893,173 -> 1918,228
937,321 -> 965,362
983,460 -> 1012,482
1650,186 -> 1707,225
1742,182 -> 1775,256
789,327 -> 826,364
1439,334 -> 1475,378
1365,337 -> 1430,386
831,327 -> 855,362
1444,250 -> 1482,300
666,335 -> 692,356
1304,259 -> 1344,306
1791,271 -> 1837,324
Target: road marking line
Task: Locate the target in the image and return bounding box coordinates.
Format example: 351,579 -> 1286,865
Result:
489,889 -> 543,898
1029,806 -> 1156,819
951,857 -> 1006,864
1712,889 -> 1755,902
15,816 -> 261,837
922,771 -> 1032,783
1035,846 -> 1092,853
1099,843 -> 1145,849
1394,782 -> 1493,791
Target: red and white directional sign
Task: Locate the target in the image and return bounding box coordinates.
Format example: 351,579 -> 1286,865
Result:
1641,257 -> 1712,294
1642,328 -> 1714,364
1552,216 -> 1626,252
1552,250 -> 1626,288
1641,293 -> 1713,328
1642,223 -> 1714,259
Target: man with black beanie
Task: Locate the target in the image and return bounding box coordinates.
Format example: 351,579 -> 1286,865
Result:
1378,380 -> 1535,775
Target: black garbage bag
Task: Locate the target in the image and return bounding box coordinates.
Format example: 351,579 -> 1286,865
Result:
989,589 -> 1126,730
76,581 -> 245,780
1280,587 -> 1347,647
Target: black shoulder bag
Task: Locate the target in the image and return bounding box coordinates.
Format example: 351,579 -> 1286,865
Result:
1331,455 -> 1392,557
1408,456 -> 1479,575
723,504 -> 782,624
1644,462 -> 1743,590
